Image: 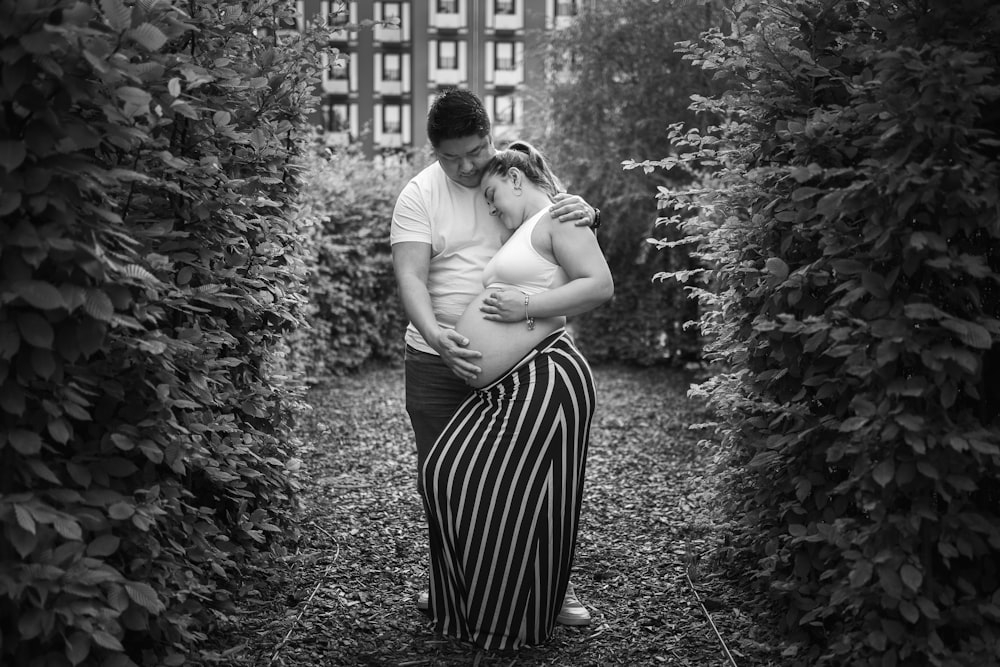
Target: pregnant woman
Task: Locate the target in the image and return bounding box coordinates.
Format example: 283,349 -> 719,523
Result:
420,141 -> 614,650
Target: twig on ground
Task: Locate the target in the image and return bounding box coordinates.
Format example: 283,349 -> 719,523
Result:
268,531 -> 341,666
685,571 -> 739,667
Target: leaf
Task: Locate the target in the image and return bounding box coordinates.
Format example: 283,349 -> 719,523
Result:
170,99 -> 199,120
900,564 -> 922,591
91,630 -> 124,651
83,289 -> 115,321
14,504 -> 36,534
8,429 -> 42,455
123,264 -> 159,284
0,321 -> 20,358
108,585 -> 130,612
65,631 -> 91,666
100,0 -> 131,31
53,516 -> 83,540
878,565 -> 902,599
168,77 -> 181,97
8,523 -> 38,558
87,534 -> 121,557
764,257 -> 789,280
946,319 -> 993,349
11,280 -> 66,310
125,581 -> 166,614
899,600 -> 919,623
117,86 -> 151,115
48,418 -> 72,444
849,560 -> 873,587
904,302 -> 946,320
27,459 -> 61,484
108,502 -> 135,520
16,312 -> 54,348
127,22 -> 167,51
872,459 -> 894,487
0,140 -> 27,171
829,258 -> 865,275
839,416 -> 868,432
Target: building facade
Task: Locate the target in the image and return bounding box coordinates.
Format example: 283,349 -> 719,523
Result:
296,0 -> 594,154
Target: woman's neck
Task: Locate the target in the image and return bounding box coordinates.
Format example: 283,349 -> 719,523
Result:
519,191 -> 553,226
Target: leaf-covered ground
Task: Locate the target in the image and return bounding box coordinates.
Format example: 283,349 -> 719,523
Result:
208,362 -> 784,666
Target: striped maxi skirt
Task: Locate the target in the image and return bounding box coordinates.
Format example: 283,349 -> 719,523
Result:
420,329 -> 595,650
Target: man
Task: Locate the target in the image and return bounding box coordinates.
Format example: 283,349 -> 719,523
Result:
391,88 -> 599,626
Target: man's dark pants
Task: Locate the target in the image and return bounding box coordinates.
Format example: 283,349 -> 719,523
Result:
404,346 -> 472,494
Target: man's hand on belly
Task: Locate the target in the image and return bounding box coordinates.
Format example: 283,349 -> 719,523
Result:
435,328 -> 483,383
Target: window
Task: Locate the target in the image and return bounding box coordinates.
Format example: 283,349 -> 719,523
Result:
496,0 -> 515,14
328,103 -> 349,132
437,0 -> 458,13
382,53 -> 401,81
495,42 -> 515,70
329,54 -> 348,79
555,0 -> 577,17
382,1 -> 401,19
383,105 -> 402,133
494,96 -> 514,125
437,41 -> 458,69
328,1 -> 349,26
382,1 -> 401,23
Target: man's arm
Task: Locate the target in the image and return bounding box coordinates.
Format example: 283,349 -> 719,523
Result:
391,242 -> 482,383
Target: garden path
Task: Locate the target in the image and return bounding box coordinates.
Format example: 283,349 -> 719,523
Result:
212,363 -> 781,666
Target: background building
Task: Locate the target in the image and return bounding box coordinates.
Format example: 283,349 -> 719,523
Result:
296,0 -> 594,155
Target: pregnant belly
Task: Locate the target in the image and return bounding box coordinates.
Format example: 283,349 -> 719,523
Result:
455,291 -> 564,389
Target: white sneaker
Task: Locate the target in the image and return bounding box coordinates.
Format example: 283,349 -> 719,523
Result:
416,590 -> 429,611
555,583 -> 591,626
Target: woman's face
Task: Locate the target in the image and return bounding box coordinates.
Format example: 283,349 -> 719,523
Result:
481,170 -> 522,230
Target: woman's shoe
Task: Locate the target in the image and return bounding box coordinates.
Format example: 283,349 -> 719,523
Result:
555,584 -> 591,626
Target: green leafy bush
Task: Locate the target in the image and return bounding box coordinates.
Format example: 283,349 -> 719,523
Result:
284,146 -> 413,380
535,0 -> 725,365
0,0 -> 328,664
633,0 -> 1000,664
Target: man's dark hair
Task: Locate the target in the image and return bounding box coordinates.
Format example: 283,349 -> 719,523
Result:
427,88 -> 491,148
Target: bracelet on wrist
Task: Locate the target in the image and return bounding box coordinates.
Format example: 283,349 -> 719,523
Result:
524,294 -> 535,330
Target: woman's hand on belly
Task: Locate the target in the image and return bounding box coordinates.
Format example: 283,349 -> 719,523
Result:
479,287 -> 526,323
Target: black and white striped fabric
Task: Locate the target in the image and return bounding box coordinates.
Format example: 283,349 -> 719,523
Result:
420,329 -> 595,650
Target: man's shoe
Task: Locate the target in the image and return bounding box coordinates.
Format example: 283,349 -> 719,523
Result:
416,590 -> 429,611
555,583 -> 591,626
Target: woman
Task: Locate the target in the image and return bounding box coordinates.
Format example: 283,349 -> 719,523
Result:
420,142 -> 614,650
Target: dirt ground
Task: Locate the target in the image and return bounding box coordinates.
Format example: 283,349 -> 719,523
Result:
204,362 -> 784,666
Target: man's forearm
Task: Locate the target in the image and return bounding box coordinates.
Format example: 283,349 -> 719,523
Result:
398,280 -> 443,352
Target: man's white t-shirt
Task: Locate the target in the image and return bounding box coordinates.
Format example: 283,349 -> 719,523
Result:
391,161 -> 507,355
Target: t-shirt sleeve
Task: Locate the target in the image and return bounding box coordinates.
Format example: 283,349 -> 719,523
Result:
391,180 -> 431,245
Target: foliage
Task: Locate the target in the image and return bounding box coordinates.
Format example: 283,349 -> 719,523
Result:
532,0 -> 726,365
283,145 -> 414,380
633,0 -> 1000,664
0,0 -> 338,664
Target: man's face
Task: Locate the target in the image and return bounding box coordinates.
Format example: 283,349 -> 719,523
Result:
434,134 -> 495,189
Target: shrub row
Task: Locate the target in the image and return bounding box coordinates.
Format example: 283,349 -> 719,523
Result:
0,0 -> 328,664
283,145 -> 413,380
634,0 -> 1000,664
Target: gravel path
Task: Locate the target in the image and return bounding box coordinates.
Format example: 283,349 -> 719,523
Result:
207,362 -> 782,666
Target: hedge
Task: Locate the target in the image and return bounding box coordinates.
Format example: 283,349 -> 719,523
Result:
631,0 -> 1000,664
283,145 -> 413,380
0,0 -> 331,664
